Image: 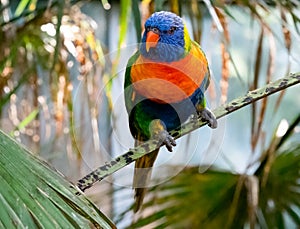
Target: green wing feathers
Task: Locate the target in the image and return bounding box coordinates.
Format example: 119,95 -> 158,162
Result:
124,51 -> 140,113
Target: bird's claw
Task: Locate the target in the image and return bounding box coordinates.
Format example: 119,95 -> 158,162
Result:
158,130 -> 176,152
198,108 -> 218,129
149,120 -> 176,152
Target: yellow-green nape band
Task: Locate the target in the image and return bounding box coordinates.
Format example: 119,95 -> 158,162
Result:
183,24 -> 191,51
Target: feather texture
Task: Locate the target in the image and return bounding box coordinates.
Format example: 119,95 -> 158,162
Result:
133,139 -> 159,212
124,11 -> 216,212
131,41 -> 209,104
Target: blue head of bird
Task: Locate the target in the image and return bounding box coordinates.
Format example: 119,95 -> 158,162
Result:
140,11 -> 188,62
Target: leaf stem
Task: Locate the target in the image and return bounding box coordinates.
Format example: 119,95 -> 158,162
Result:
76,72 -> 300,192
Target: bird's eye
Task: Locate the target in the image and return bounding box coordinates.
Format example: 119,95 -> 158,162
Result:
152,27 -> 159,34
168,27 -> 177,35
146,26 -> 150,32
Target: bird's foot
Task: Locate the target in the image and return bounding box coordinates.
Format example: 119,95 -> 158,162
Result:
149,120 -> 176,152
198,107 -> 218,129
156,129 -> 176,152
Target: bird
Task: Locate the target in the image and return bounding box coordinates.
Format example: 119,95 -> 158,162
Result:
124,11 -> 217,212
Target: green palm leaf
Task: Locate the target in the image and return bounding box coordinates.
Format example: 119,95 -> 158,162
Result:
258,145 -> 300,227
126,146 -> 300,228
0,130 -> 116,228
127,167 -> 246,228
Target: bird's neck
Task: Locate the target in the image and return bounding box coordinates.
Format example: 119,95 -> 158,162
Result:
183,25 -> 191,52
140,43 -> 185,62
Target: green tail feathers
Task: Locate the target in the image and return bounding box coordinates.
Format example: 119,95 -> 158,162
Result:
133,146 -> 159,212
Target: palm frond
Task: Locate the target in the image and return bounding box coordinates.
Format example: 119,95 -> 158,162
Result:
258,145 -> 300,227
124,143 -> 300,228
125,167 -> 245,228
0,130 -> 116,228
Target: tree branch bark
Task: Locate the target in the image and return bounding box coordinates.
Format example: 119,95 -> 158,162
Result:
76,72 -> 300,192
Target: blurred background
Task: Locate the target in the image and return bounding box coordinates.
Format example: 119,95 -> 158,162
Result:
1,0 -> 300,228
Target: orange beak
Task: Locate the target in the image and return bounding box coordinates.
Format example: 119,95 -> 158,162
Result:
146,31 -> 160,52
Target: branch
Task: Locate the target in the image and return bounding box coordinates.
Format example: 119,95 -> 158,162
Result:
76,72 -> 300,192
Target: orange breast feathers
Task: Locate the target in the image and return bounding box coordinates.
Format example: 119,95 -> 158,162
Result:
130,43 -> 209,104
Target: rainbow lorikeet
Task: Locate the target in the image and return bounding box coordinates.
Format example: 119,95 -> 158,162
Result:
124,11 -> 217,212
